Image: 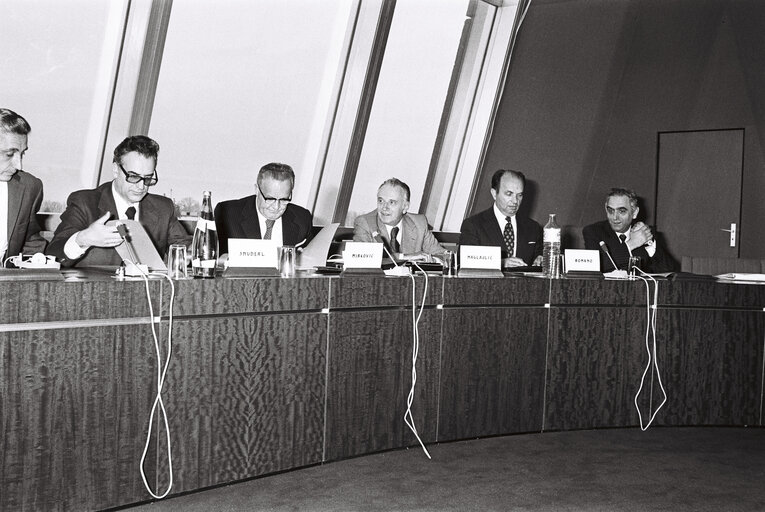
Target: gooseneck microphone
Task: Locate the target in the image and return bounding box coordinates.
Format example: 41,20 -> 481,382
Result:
598,241 -> 619,271
372,231 -> 399,267
115,221 -> 140,265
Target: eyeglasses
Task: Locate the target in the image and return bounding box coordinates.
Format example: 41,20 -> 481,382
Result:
118,163 -> 158,186
258,183 -> 291,207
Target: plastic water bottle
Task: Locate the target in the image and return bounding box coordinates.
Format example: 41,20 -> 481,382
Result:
542,213 -> 561,278
191,191 -> 218,278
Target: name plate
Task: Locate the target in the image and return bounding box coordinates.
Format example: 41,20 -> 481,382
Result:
343,242 -> 383,269
228,238 -> 279,268
564,249 -> 600,272
459,245 -> 501,270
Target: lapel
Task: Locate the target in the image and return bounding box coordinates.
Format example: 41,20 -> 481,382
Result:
98,183 -> 120,220
401,214 -> 417,253
483,208 -> 504,246
239,196 -> 262,238
6,173 -> 23,238
280,205 -> 297,243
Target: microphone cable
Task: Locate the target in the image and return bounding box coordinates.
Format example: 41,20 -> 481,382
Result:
405,261 -> 432,459
130,261 -> 176,498
632,268 -> 667,430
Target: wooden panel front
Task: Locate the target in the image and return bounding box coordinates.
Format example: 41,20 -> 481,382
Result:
438,307 -> 548,440
545,306 -> 647,431
654,308 -> 764,426
160,313 -> 327,494
325,308 -> 441,460
0,326 -> 156,512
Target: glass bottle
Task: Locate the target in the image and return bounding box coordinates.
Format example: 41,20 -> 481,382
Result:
542,213 -> 561,278
191,191 -> 218,278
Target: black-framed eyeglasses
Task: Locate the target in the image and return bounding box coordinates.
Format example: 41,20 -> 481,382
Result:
118,163 -> 158,186
258,183 -> 291,207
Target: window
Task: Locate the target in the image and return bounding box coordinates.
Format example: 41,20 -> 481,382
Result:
148,0 -> 354,215
0,0 -> 126,212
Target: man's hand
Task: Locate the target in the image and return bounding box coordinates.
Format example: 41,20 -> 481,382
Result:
400,251 -> 432,262
628,222 -> 653,250
532,255 -> 543,266
75,212 -> 123,249
502,256 -> 527,268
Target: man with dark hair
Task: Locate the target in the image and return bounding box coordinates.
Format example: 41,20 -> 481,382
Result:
47,135 -> 190,267
459,169 -> 542,267
214,162 -> 313,254
0,108 -> 47,259
582,187 -> 673,273
353,177 -> 445,260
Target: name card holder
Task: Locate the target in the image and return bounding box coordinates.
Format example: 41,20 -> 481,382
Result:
563,249 -> 603,278
223,238 -> 280,277
342,242 -> 384,274
458,245 -> 503,278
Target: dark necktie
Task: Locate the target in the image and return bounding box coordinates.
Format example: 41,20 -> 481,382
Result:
125,206 -> 136,220
390,227 -> 400,253
614,234 -> 628,269
503,216 -> 515,257
264,219 -> 275,240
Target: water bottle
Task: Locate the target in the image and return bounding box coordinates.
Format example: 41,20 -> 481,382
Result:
191,191 -> 218,278
542,213 -> 561,278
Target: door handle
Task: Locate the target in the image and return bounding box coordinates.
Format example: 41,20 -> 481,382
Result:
720,223 -> 736,247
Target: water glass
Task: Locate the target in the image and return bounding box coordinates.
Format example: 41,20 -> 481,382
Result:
166,244 -> 189,279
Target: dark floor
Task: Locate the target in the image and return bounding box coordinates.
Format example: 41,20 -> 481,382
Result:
123,427 -> 765,512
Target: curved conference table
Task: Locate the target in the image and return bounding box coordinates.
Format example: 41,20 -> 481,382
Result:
2,270 -> 763,511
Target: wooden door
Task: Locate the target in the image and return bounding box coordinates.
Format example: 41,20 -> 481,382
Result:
656,129 -> 744,259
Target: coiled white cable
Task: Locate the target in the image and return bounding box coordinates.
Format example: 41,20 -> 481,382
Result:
633,268 -> 667,430
404,262 -> 431,459
132,266 -> 176,499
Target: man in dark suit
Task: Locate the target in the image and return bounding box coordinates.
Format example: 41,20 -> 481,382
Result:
459,169 -> 542,267
353,177 -> 445,259
0,108 -> 47,260
214,162 -> 313,254
583,187 -> 674,273
47,135 -> 190,267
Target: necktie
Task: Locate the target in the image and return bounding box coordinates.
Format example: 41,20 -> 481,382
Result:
503,216 -> 514,257
619,234 -> 626,244
390,227 -> 400,253
264,219 -> 275,240
125,206 -> 136,220
613,234 -> 628,269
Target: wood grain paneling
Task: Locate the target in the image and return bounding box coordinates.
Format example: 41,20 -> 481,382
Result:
0,326 -> 157,512
160,314 -> 326,492
653,308 -> 764,426
166,276 -> 329,316
330,274 -> 441,309
551,278 -> 646,307
442,276 -> 548,306
438,307 -> 548,440
0,280 -> 161,324
325,309 -> 441,459
660,280 -> 765,309
545,306 -> 648,431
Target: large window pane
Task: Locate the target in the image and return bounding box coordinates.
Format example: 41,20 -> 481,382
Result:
149,0 -> 352,215
345,0 -> 470,224
0,0 -> 125,212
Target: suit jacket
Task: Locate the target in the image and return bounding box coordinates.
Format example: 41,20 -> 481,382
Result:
46,181 -> 191,267
5,170 -> 46,257
458,207 -> 542,265
352,210 -> 445,255
582,220 -> 674,273
214,196 -> 313,254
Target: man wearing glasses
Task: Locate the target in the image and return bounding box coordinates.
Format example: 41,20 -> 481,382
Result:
214,162 -> 313,254
47,135 -> 190,267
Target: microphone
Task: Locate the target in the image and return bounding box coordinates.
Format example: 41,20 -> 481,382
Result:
115,221 -> 140,264
372,231 -> 399,267
598,241 -> 618,271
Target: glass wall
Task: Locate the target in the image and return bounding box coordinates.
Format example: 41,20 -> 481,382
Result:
0,0 -> 126,211
149,0 -> 354,215
344,0 -> 470,224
